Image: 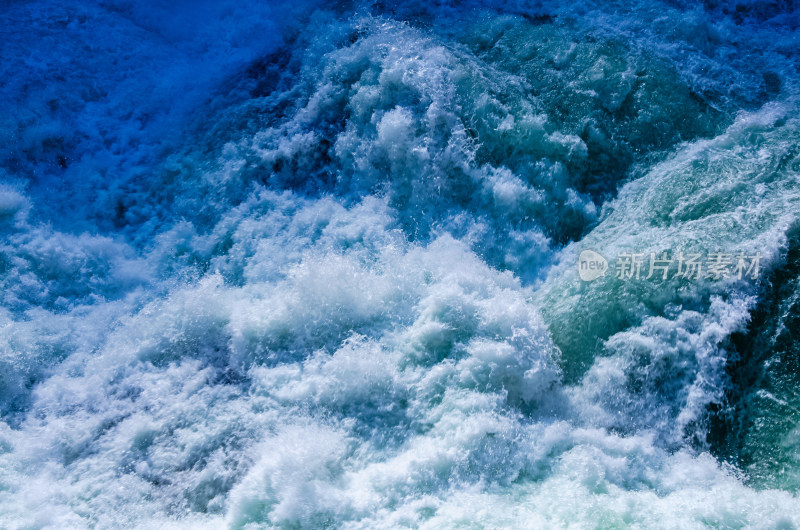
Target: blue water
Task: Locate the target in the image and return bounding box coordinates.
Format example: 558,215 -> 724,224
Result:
2,0 -> 800,527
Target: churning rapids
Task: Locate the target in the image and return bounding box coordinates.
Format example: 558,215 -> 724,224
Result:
2,0 -> 800,528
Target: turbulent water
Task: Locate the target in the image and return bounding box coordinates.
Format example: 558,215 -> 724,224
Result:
2,0 -> 800,527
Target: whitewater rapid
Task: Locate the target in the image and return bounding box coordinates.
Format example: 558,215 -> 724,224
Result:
2,0 -> 800,528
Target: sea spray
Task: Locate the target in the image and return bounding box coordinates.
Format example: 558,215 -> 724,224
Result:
2,0 -> 800,527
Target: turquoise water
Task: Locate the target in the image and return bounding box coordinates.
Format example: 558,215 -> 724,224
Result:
2,0 -> 800,527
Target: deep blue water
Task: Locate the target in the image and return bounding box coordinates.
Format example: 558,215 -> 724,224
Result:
2,0 -> 800,527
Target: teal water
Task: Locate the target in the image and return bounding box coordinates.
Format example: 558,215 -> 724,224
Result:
1,0 -> 800,527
